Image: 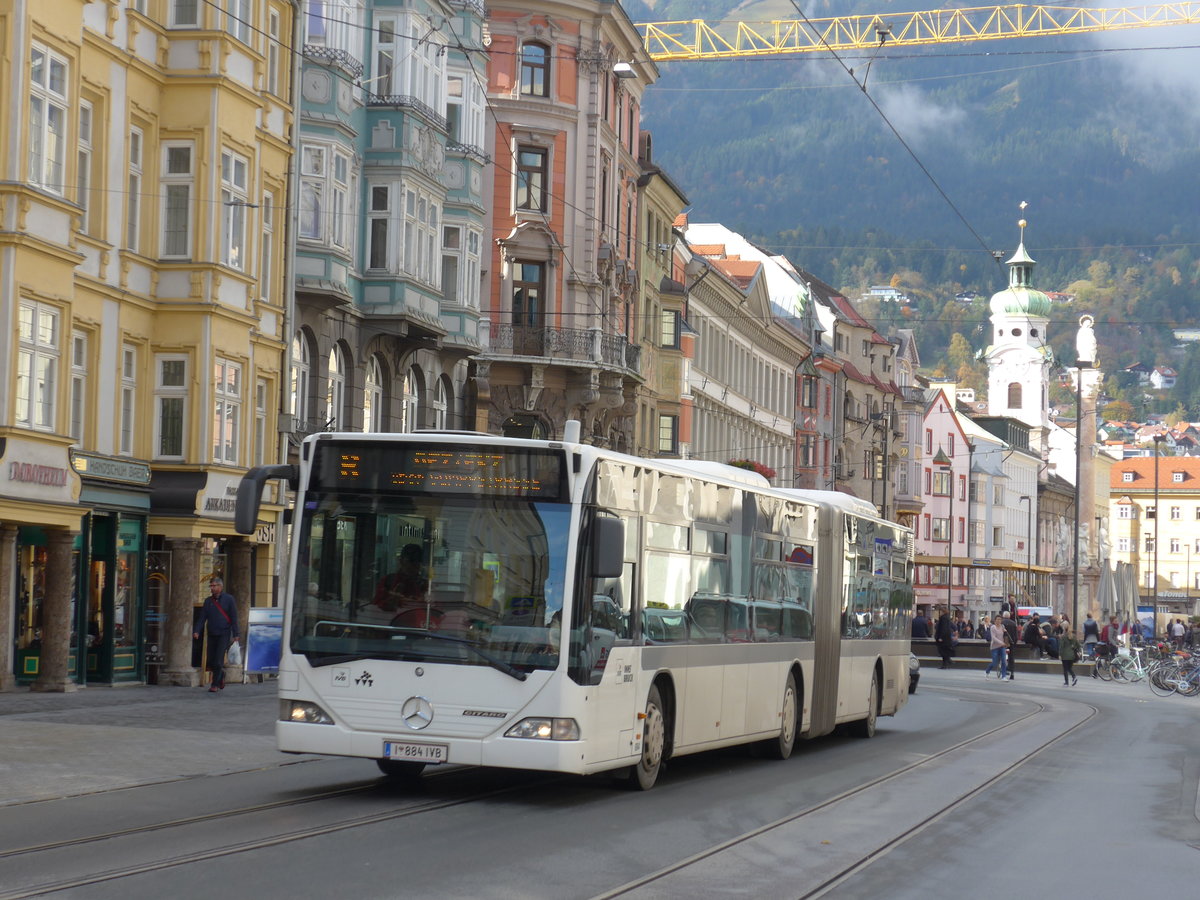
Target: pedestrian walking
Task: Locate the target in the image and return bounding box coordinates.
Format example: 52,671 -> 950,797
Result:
194,577 -> 240,692
983,615 -> 1009,679
935,607 -> 956,668
1058,625 -> 1080,685
1002,611 -> 1019,680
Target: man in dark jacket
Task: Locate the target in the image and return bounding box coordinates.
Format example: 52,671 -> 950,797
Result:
1002,612 -> 1019,680
194,577 -> 240,692
934,607 -> 956,668
1023,615 -> 1044,658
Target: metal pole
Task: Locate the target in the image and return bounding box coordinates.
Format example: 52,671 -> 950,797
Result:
1154,434 -> 1162,633
1072,365 -> 1082,629
1020,495 -> 1032,603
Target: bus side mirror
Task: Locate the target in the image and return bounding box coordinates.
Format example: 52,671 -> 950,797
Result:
234,465 -> 297,535
592,516 -> 624,579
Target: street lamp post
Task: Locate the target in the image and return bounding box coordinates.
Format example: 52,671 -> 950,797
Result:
933,446 -> 954,615
1153,433 -> 1164,634
1019,495 -> 1033,604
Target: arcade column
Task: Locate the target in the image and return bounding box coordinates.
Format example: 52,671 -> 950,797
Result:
31,529 -> 78,692
0,525 -> 17,691
159,537 -> 201,687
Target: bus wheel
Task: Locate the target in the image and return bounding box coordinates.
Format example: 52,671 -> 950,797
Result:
850,673 -> 879,739
628,684 -> 666,790
376,759 -> 426,779
761,672 -> 798,760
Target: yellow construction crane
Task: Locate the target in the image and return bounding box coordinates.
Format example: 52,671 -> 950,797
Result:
639,3 -> 1200,61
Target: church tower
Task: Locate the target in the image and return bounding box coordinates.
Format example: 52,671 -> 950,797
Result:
981,214 -> 1054,448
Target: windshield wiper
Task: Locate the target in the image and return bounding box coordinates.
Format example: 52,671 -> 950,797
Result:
388,628 -> 529,682
308,653 -> 373,667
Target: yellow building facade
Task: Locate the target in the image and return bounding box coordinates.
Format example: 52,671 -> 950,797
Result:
0,0 -> 295,689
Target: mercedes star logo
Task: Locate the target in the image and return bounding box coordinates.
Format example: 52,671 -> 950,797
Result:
401,696 -> 434,730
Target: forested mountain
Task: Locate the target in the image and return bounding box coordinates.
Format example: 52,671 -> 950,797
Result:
627,1 -> 1200,414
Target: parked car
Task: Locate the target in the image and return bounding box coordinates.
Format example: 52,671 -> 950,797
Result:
908,652 -> 920,694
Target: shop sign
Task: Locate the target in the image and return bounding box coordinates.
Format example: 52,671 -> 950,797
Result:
70,451 -> 152,485
0,438 -> 78,503
197,472 -> 242,519
255,523 -> 276,544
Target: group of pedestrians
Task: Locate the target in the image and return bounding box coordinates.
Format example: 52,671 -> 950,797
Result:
979,611 -> 1081,685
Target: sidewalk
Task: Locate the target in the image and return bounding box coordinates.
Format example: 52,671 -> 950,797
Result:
0,680 -> 304,807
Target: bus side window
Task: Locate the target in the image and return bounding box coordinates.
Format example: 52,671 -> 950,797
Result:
687,596 -> 724,641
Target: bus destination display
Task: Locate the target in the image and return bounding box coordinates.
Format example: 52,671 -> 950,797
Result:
316,443 -> 566,499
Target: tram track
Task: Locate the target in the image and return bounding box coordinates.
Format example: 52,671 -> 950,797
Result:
0,767 -> 556,900
594,688 -> 1098,899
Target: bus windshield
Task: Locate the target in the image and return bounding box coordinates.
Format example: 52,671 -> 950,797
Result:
291,487 -> 571,674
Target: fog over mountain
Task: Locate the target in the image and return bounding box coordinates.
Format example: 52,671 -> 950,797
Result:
630,1 -> 1200,281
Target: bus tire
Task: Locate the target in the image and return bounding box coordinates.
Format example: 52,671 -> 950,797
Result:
760,671 -> 799,760
628,684 -> 666,790
376,759 -> 426,779
850,672 -> 878,739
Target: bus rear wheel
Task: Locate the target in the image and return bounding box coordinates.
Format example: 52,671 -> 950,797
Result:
850,673 -> 878,739
376,759 -> 426,779
760,672 -> 798,760
628,684 -> 666,790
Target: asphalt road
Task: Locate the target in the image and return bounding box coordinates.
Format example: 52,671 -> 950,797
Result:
1,670 -> 1197,899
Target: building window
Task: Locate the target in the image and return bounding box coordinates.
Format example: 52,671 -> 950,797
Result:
401,368 -> 419,432
290,332 -> 309,425
520,42 -> 550,97
331,152 -> 351,250
171,0 -> 200,27
932,469 -> 950,496
516,146 -> 548,212
658,415 -> 679,454
374,18 -> 396,93
127,129 -> 143,251
441,224 -> 482,308
993,483 -> 1003,505
1171,506 -> 1181,520
433,379 -> 448,429
1122,471 -> 1134,482
660,310 -> 681,349
402,187 -> 439,283
260,190 -> 274,300
932,517 -> 950,542
221,149 -> 248,269
1170,538 -> 1181,553
16,301 -> 60,431
1173,471 -> 1184,483
367,184 -> 391,271
364,355 -> 383,433
1117,537 -> 1131,553
267,9 -> 281,94
992,526 -> 1003,548
512,261 -> 545,326
1007,382 -> 1021,408
69,331 -> 88,442
213,358 -> 241,463
299,145 -> 325,240
77,101 -> 93,232
225,0 -> 251,44
254,378 -> 268,466
161,143 -> 193,258
326,345 -> 345,430
120,344 -> 137,455
1117,504 -> 1135,520
155,355 -> 188,459
29,43 -> 68,194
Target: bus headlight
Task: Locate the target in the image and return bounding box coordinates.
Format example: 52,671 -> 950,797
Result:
282,700 -> 334,724
504,717 -> 580,741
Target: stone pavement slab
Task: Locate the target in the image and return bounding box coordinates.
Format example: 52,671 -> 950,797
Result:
0,681 -> 309,807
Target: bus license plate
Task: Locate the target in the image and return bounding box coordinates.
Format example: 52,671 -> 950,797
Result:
384,740 -> 448,764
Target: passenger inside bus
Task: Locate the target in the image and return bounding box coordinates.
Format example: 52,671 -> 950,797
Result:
373,543 -> 427,611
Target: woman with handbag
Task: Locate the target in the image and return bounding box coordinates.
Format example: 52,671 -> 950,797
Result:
983,614 -> 1008,680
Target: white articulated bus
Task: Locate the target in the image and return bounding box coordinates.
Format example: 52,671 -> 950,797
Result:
235,423 -> 913,789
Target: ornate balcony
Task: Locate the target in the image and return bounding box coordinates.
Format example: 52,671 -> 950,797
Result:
366,94 -> 447,131
489,324 -> 641,375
